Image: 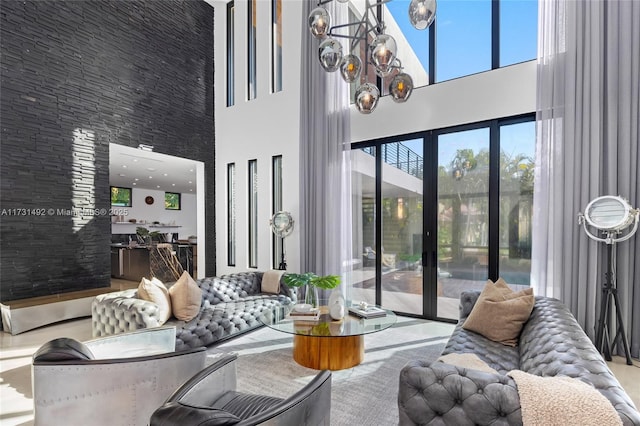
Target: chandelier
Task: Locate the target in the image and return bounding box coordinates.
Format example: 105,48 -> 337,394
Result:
308,0 -> 437,114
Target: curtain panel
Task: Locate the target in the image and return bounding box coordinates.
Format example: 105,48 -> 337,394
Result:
533,0 -> 640,358
299,1 -> 353,293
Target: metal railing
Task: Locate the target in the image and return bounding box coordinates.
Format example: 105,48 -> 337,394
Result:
362,143 -> 423,179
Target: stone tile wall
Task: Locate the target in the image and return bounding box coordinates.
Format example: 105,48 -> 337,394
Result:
0,0 -> 215,301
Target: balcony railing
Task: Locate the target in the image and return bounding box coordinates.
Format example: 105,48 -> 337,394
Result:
362,143 -> 423,179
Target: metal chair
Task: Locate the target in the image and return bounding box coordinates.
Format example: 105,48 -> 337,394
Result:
150,353 -> 332,426
31,326 -> 207,426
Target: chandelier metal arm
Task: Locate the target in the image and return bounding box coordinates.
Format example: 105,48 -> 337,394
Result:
309,0 -> 436,113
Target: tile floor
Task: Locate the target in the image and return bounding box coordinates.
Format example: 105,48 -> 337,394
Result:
1,278 -> 639,425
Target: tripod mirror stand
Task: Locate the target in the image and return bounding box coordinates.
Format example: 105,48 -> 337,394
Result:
594,238 -> 633,365
579,195 -> 638,366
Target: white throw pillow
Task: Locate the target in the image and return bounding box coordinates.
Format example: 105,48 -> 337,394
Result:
137,277 -> 172,325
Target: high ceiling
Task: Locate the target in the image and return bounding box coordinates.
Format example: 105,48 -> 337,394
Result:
109,144 -> 199,194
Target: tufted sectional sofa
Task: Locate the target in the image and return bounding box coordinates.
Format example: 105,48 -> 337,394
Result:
92,272 -> 296,351
398,291 -> 640,426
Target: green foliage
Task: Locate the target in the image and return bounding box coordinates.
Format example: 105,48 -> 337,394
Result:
136,227 -> 149,236
111,186 -> 131,206
283,272 -> 341,289
165,192 -> 181,210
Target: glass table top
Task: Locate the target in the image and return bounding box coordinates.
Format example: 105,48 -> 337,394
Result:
260,301 -> 397,338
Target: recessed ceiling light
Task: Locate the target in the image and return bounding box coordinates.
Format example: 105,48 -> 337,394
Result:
156,185 -> 160,188
188,181 -> 192,184
149,176 -> 153,179
133,159 -> 139,162
172,183 -> 176,186
133,183 -> 137,186
189,169 -> 194,172
135,178 -> 139,181
119,173 -> 126,177
163,173 -> 168,177
122,165 -> 127,168
189,189 -> 193,192
147,167 -> 156,172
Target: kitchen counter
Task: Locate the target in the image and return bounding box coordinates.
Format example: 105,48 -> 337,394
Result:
111,243 -> 195,281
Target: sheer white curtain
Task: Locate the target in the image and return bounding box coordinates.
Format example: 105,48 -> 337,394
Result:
299,1 -> 353,296
533,0 -> 640,358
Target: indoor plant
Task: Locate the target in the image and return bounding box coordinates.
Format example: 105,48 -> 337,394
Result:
283,272 -> 340,308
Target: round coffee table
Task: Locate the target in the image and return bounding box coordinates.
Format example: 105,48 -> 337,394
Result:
260,302 -> 397,370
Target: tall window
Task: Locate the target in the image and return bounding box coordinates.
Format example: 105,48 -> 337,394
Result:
499,0 -> 538,66
271,0 -> 282,93
272,156 -> 283,269
436,0 -> 492,82
227,163 -> 236,266
248,0 -> 257,100
498,120 -> 535,284
248,160 -> 258,268
350,115 -> 535,320
227,2 -> 235,107
368,0 -> 538,93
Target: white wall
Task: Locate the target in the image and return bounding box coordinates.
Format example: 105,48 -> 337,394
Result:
211,0 -> 304,275
210,0 -> 537,275
111,188 -> 197,239
351,60 -> 537,142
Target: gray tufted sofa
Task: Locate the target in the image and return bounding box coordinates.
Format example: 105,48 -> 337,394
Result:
398,291 -> 640,426
92,272 -> 296,351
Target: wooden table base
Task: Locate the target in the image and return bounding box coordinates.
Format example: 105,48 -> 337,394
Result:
293,334 -> 365,370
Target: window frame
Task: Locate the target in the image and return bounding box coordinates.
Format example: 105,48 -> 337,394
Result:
164,192 -> 181,211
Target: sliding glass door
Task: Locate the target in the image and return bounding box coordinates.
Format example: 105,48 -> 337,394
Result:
351,140 -> 424,315
436,129 -> 490,319
351,117 -> 535,320
380,141 -> 424,315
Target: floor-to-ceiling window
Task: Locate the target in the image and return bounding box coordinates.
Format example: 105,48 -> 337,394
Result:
352,116 -> 535,320
436,127 -> 491,318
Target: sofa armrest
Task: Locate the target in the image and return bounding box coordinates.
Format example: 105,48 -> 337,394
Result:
91,289 -> 162,337
398,360 -> 522,426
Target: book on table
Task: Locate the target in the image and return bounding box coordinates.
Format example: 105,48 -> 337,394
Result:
287,308 -> 320,321
348,305 -> 387,318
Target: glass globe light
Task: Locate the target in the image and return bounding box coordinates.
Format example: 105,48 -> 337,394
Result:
339,54 -> 362,83
355,83 -> 380,114
389,72 -> 414,103
308,7 -> 331,39
408,0 -> 437,30
370,34 -> 397,77
318,37 -> 343,72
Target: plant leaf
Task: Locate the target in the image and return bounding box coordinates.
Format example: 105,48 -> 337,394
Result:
310,274 -> 341,289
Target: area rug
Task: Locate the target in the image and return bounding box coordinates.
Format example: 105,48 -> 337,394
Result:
207,317 -> 453,426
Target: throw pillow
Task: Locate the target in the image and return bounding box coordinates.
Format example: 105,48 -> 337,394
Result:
169,271 -> 202,321
261,270 -> 284,294
462,278 -> 534,346
138,277 -> 172,325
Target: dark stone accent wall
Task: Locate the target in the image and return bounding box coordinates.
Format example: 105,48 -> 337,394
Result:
0,0 -> 215,301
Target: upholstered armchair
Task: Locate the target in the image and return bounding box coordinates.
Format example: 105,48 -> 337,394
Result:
31,326 -> 207,426
150,353 -> 332,426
